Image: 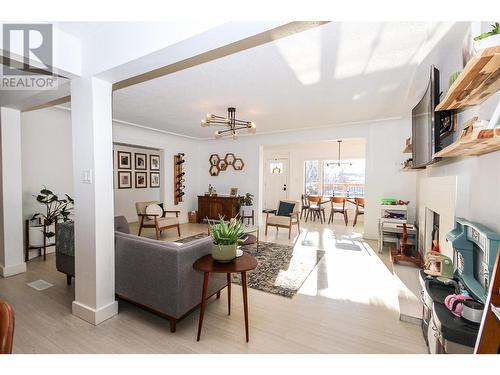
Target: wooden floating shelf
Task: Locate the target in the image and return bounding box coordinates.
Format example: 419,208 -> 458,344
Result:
436,46 -> 500,111
434,126 -> 500,158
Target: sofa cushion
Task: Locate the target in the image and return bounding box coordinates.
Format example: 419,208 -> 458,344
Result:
277,201 -> 295,217
114,216 -> 130,234
267,215 -> 291,226
146,203 -> 163,220
143,217 -> 179,227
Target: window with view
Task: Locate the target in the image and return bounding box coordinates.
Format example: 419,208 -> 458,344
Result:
304,160 -> 320,195
304,159 -> 365,196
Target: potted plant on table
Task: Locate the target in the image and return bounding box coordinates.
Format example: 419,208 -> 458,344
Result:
29,187 -> 74,247
208,216 -> 245,263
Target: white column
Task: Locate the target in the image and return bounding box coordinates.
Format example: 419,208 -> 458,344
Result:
0,107 -> 26,277
70,77 -> 118,325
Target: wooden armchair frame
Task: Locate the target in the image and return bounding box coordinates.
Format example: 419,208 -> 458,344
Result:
264,204 -> 301,240
138,210 -> 181,239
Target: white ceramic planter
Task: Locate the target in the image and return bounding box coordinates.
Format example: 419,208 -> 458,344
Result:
240,205 -> 255,216
212,243 -> 237,263
473,34 -> 500,55
29,224 -> 55,247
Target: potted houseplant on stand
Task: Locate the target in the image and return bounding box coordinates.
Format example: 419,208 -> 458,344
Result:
239,192 -> 255,224
208,217 -> 245,263
29,187 -> 74,247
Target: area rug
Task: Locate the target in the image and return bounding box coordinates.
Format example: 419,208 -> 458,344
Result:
176,233 -> 324,298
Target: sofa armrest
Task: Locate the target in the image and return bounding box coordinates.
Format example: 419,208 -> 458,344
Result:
114,233 -> 227,319
115,232 -> 180,316
176,237 -> 227,314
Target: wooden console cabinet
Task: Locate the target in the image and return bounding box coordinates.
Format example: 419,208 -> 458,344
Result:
197,195 -> 239,222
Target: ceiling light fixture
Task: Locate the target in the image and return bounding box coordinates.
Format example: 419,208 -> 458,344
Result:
327,140 -> 353,167
201,107 -> 256,139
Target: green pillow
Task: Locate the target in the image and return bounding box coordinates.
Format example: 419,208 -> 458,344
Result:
277,201 -> 295,217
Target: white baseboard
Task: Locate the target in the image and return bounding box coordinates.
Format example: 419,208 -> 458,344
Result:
0,262 -> 27,277
27,247 -> 55,260
72,300 -> 118,325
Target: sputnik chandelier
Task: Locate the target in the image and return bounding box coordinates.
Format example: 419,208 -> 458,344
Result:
200,107 -> 256,139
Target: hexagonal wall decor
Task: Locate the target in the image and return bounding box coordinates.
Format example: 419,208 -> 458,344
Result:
209,164 -> 220,176
224,153 -> 236,165
233,158 -> 244,170
209,154 -> 220,166
218,160 -> 228,171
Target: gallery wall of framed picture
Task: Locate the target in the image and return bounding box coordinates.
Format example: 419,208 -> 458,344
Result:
114,145 -> 161,190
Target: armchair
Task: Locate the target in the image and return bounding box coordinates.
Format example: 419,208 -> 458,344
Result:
264,200 -> 301,239
135,201 -> 181,239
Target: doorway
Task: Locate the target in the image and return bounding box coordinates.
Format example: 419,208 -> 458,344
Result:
263,158 -> 289,209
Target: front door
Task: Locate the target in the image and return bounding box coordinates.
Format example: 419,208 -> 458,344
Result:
263,158 -> 289,209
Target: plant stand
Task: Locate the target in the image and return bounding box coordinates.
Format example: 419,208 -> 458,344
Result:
25,219 -> 56,262
240,206 -> 255,225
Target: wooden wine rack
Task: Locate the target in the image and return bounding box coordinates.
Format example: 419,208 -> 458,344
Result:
174,153 -> 185,205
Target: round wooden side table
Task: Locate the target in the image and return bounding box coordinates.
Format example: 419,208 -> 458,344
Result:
193,253 -> 258,342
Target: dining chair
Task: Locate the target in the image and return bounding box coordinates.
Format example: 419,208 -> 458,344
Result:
328,197 -> 348,226
306,195 -> 326,224
300,194 -> 310,219
0,299 -> 14,354
353,197 -> 365,227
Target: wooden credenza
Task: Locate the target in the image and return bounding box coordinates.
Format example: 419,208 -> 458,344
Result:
197,195 -> 239,222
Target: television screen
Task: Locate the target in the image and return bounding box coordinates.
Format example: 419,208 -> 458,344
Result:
412,66 -> 440,168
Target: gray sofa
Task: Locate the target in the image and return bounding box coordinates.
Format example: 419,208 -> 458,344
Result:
114,216 -> 227,332
56,216 -> 227,332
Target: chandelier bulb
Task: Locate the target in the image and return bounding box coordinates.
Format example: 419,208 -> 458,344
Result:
233,133 -> 238,140
214,131 -> 222,139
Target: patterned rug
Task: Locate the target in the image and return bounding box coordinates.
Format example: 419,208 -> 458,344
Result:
176,233 -> 324,298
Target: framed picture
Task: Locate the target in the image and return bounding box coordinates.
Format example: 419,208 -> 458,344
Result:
134,153 -> 147,170
135,172 -> 147,188
150,172 -> 160,188
117,171 -> 132,189
117,151 -> 132,169
230,187 -> 238,196
150,154 -> 160,170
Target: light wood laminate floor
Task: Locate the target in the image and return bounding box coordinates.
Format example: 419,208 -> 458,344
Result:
0,217 -> 427,353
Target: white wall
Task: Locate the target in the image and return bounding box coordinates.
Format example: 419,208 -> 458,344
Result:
21,108 -> 74,222
21,107 -> 202,229
199,119 -> 417,239
413,22 -> 500,257
113,144 -> 161,222
112,121 -> 202,224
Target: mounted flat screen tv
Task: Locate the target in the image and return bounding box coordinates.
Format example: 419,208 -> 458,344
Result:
412,66 -> 441,168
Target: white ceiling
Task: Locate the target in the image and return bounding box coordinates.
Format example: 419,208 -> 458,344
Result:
106,22 -> 467,139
